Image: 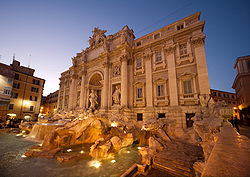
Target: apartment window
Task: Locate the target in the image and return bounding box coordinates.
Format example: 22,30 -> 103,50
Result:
154,33 -> 160,39
30,96 -> 32,101
9,104 -> 14,110
218,93 -> 221,97
155,51 -> 162,62
14,73 -> 19,80
232,95 -> 235,99
183,80 -> 192,94
30,106 -> 34,111
179,43 -> 187,55
11,92 -> 18,99
158,113 -> 166,119
136,58 -> 142,68
137,113 -> 143,121
213,92 -> 217,96
31,87 -> 39,93
35,96 -> 37,101
137,88 -> 143,98
136,41 -> 141,47
177,24 -> 184,30
13,83 -> 20,89
223,94 -> 226,98
157,85 -> 164,96
4,88 -> 11,95
7,78 -> 13,84
248,61 -> 250,70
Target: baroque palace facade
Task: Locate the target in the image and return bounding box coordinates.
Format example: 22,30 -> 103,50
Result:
57,12 -> 210,130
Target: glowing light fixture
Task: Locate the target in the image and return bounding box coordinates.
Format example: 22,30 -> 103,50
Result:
39,143 -> 43,146
21,154 -> 26,158
238,105 -> 242,110
16,134 -> 22,137
233,107 -> 237,110
67,149 -> 72,152
80,150 -> 84,154
127,151 -> 130,154
111,122 -> 118,127
22,130 -> 26,133
137,147 -> 142,149
111,160 -> 116,163
89,160 -> 101,168
84,116 -> 88,120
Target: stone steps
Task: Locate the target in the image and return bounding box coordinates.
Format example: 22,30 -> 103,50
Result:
153,154 -> 194,177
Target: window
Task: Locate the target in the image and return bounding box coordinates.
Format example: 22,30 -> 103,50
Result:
11,92 -> 18,99
183,80 -> 192,94
30,96 -> 32,101
136,41 -> 141,47
32,79 -> 40,85
136,58 -> 142,68
158,113 -> 166,119
137,88 -> 143,98
213,92 -> 217,96
154,33 -> 160,39
13,83 -> 20,89
35,96 -> 37,101
31,87 -> 39,93
248,61 -> 250,70
7,78 -> 12,84
223,94 -> 226,98
30,106 -> 34,111
9,104 -> 14,110
4,88 -> 11,95
232,95 -> 235,99
155,51 -> 162,62
14,73 -> 19,80
179,43 -> 187,55
177,24 -> 184,30
137,113 -> 143,121
157,85 -> 164,96
218,93 -> 221,97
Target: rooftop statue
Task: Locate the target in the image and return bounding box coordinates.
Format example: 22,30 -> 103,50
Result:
89,27 -> 107,48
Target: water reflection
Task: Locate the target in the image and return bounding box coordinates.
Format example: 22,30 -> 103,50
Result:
0,132 -> 140,177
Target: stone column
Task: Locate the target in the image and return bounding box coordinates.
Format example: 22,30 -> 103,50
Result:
62,82 -> 66,110
102,62 -> 109,110
144,52 -> 153,107
120,55 -> 128,108
192,37 -> 210,95
79,70 -> 86,109
166,46 -> 179,106
68,74 -> 77,110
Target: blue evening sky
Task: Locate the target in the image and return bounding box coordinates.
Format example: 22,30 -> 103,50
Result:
0,0 -> 249,96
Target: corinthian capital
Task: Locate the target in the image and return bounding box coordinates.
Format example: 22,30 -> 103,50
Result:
191,36 -> 205,47
165,45 -> 176,55
120,54 -> 128,62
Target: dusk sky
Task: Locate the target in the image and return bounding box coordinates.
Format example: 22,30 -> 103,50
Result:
0,0 -> 249,96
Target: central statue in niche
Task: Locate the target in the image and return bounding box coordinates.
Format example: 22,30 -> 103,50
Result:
89,90 -> 98,111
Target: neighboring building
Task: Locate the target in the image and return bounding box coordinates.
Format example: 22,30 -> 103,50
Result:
0,63 -> 15,121
57,12 -> 210,132
210,89 -> 238,107
1,60 -> 45,121
41,90 -> 59,117
232,55 -> 250,109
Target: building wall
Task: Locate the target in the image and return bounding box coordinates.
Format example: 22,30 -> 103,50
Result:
232,55 -> 250,108
0,60 -> 45,121
58,12 -> 210,133
210,89 -> 238,107
41,90 -> 58,116
0,63 -> 14,121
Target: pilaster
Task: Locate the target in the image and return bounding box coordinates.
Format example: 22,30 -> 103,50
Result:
143,51 -> 153,108
120,54 -> 128,108
192,36 -> 210,95
79,69 -> 86,109
166,45 -> 179,106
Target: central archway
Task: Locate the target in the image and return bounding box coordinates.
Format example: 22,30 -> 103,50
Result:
88,72 -> 103,110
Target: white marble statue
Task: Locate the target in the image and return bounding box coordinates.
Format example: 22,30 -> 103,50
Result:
89,90 -> 98,111
112,86 -> 121,105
